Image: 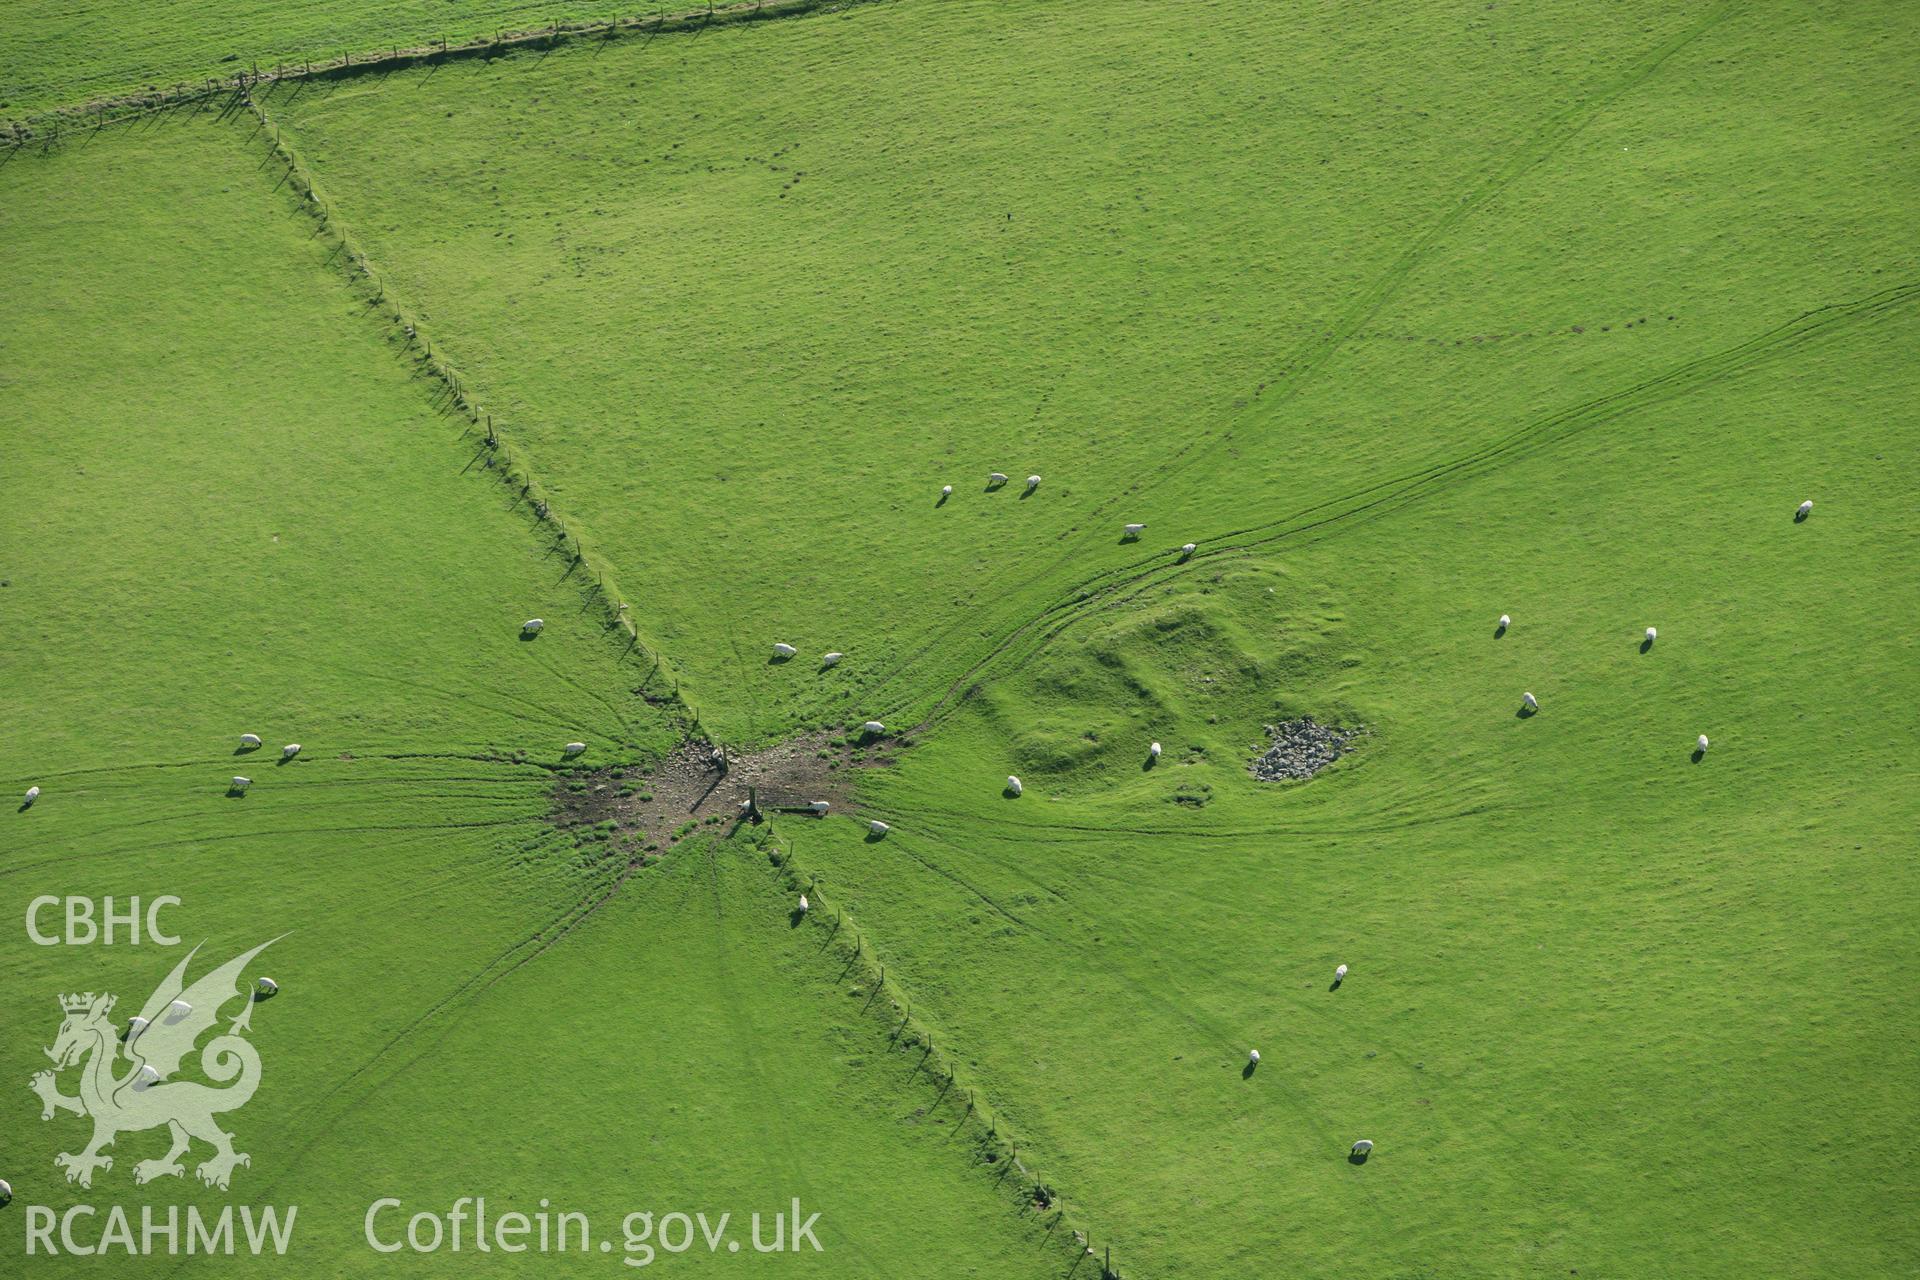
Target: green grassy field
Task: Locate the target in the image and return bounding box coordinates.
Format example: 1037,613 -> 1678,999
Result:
0,112 -> 1070,1276
4,0 -> 1917,1275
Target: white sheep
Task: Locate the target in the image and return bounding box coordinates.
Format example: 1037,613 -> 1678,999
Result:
563,742 -> 587,756
282,744 -> 301,759
941,484 -> 953,497
868,820 -> 891,836
1797,499 -> 1813,519
1350,1139 -> 1374,1156
1498,613 -> 1511,630
1026,475 -> 1041,490
1335,963 -> 1348,982
522,618 -> 544,634
1645,626 -> 1657,644
133,1064 -> 161,1090
1248,1048 -> 1261,1065
809,800 -> 830,815
797,894 -> 809,914
238,733 -> 262,749
1180,542 -> 1197,558
1521,692 -> 1538,712
255,977 -> 279,996
1696,734 -> 1710,753
822,652 -> 844,668
165,999 -> 193,1022
23,785 -> 39,806
861,720 -> 885,735
126,1016 -> 149,1042
231,776 -> 251,792
988,472 -> 1008,486
1123,523 -> 1145,539
1006,775 -> 1023,796
772,642 -> 798,659
0,1178 -> 11,1207
1149,741 -> 1162,759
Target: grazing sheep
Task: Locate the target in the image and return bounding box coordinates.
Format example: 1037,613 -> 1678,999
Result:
941,484 -> 953,497
255,977 -> 278,996
1123,523 -> 1145,539
1645,626 -> 1658,643
1335,963 -> 1348,981
797,894 -> 809,914
861,720 -> 885,735
0,1178 -> 11,1207
238,733 -> 262,749
522,618 -> 544,634
282,743 -> 301,759
1006,775 -> 1023,796
1696,734 -> 1710,753
772,642 -> 798,659
822,652 -> 844,668
1351,1139 -> 1373,1156
126,1016 -> 150,1042
1797,499 -> 1813,519
563,742 -> 587,756
809,800 -> 830,814
1149,741 -> 1162,759
1180,542 -> 1197,558
988,472 -> 1009,486
165,999 -> 193,1022
868,820 -> 891,837
1248,1048 -> 1261,1065
231,776 -> 251,792
22,785 -> 39,806
1026,475 -> 1042,490
1498,613 -> 1511,630
1521,692 -> 1538,712
133,1065 -> 161,1090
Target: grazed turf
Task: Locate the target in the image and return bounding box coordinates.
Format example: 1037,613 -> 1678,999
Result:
802,308 -> 1920,1276
249,0 -> 1920,1274
260,0 -> 1732,744
0,111 -> 1066,1278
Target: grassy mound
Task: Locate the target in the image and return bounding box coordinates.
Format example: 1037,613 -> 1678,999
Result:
246,0 -> 1919,1273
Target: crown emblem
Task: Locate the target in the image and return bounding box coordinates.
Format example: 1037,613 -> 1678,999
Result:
59,992 -> 111,1014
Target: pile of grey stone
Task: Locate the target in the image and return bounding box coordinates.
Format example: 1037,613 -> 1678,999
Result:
1249,718 -> 1361,781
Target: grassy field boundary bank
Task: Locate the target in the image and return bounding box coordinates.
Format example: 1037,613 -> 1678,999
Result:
232,86 -> 692,703
0,0 -> 880,142
0,0 -> 883,141
760,821 -> 1128,1278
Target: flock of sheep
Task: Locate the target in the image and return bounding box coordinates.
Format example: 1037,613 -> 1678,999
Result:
9,498 -> 1819,1165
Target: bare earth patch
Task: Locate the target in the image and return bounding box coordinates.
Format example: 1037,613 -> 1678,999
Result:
552,730 -> 901,850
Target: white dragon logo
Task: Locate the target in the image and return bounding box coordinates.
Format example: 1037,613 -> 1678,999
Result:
30,938 -> 280,1190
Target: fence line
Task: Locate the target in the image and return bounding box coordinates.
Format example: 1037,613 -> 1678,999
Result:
3,0 -> 883,145
240,88 -> 684,707
761,823 -> 1122,1278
